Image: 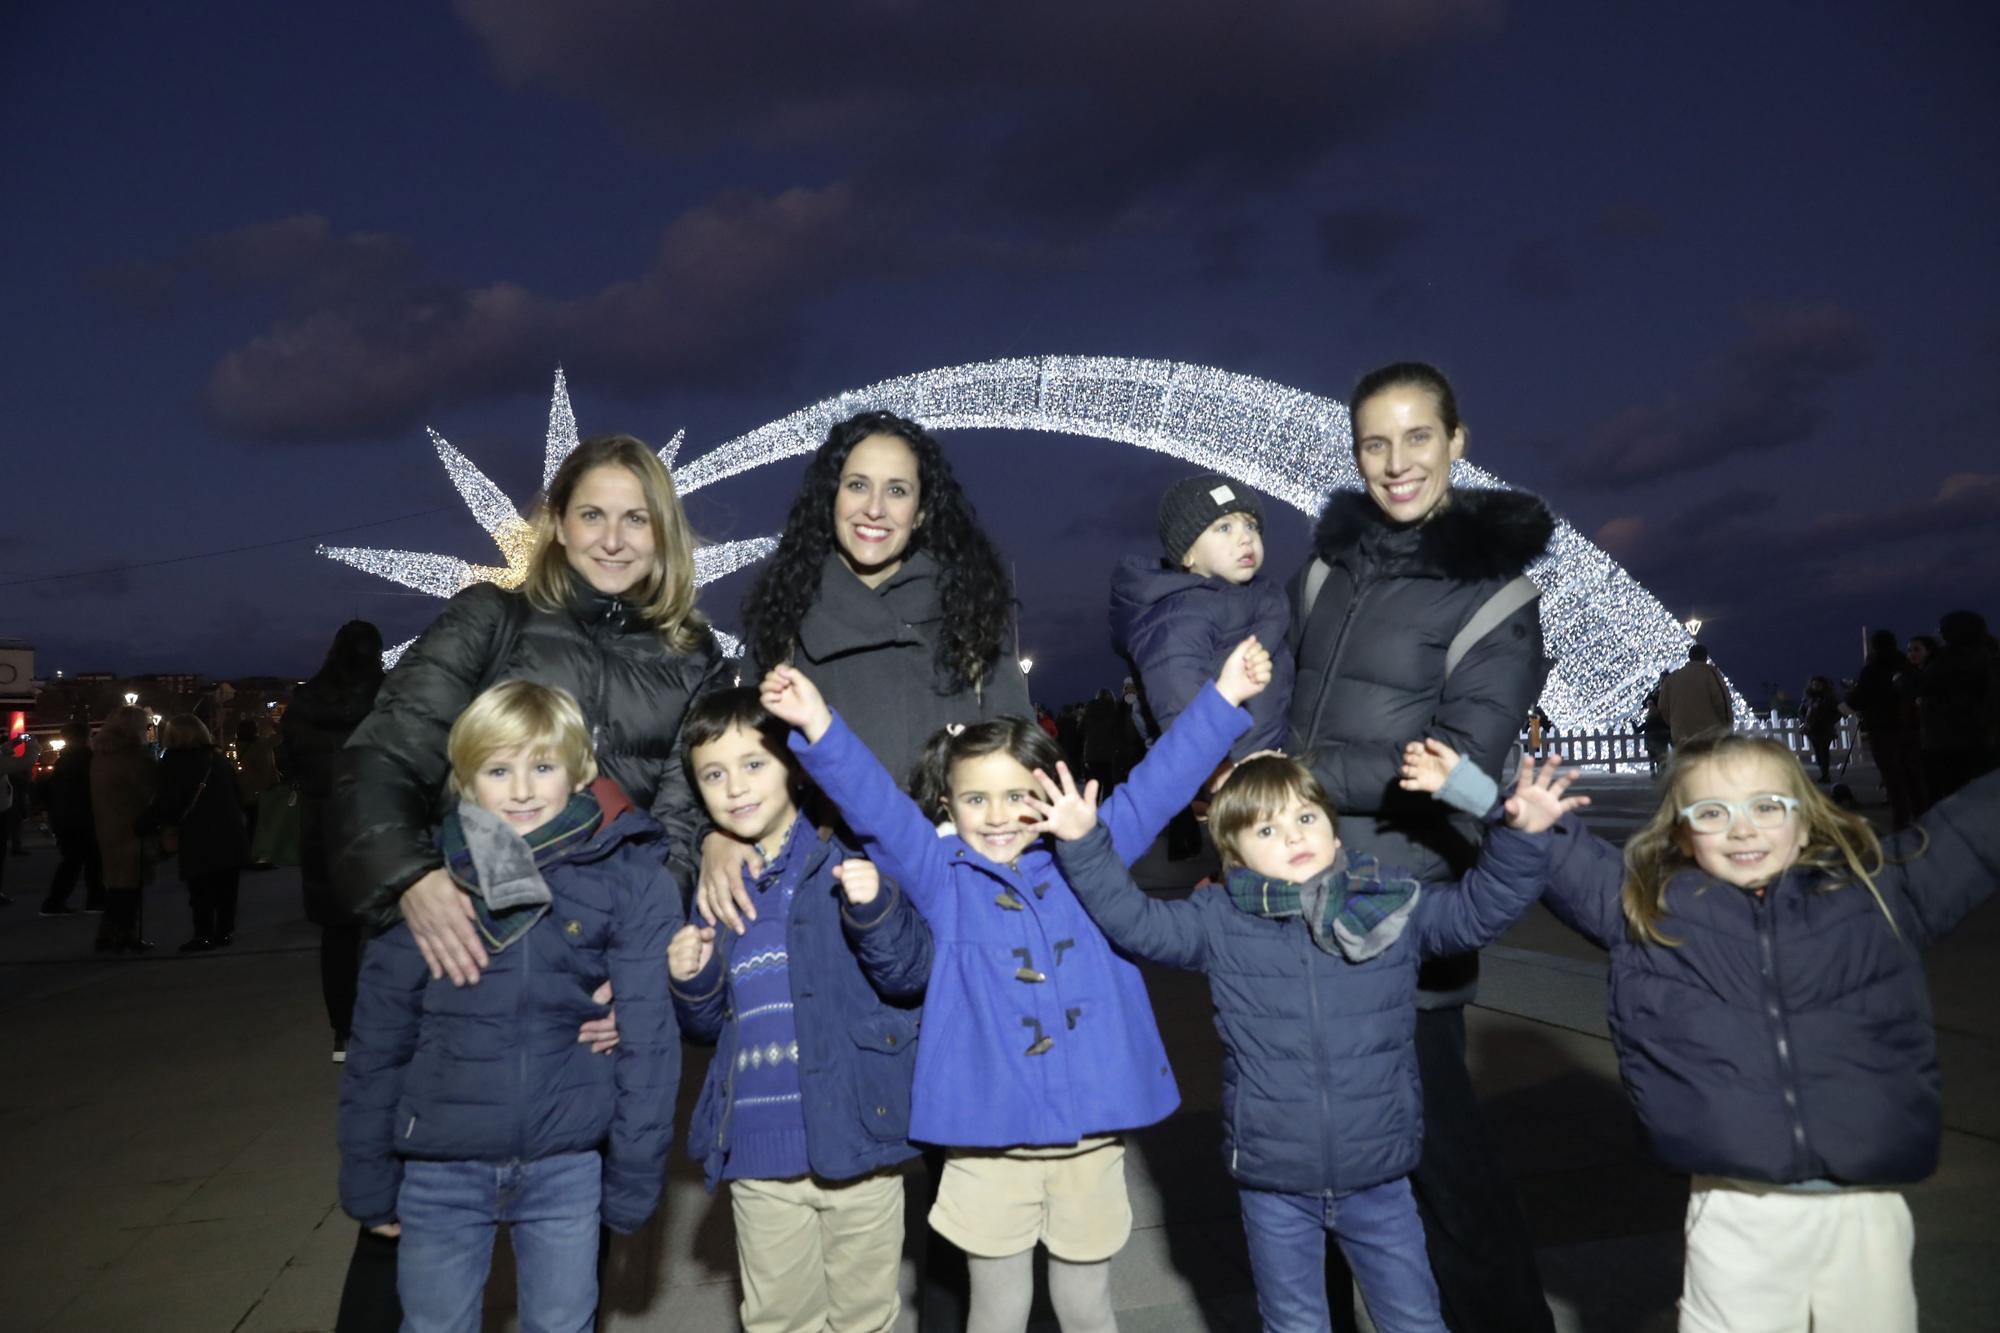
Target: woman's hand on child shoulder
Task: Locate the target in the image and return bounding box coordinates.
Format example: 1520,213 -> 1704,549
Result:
758,665 -> 832,742
1398,738 -> 1460,794
1024,761 -> 1101,842
666,923 -> 716,982
1215,635 -> 1273,707
1504,753 -> 1590,834
832,859 -> 881,906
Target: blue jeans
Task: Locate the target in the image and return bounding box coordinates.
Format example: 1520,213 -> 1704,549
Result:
1239,1176 -> 1445,1333
396,1151 -> 602,1333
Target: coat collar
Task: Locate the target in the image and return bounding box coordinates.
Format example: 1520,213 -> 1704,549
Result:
1311,487 -> 1554,583
797,550 -> 942,661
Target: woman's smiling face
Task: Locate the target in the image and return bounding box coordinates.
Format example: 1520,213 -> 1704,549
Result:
1352,385 -> 1464,524
832,433 -> 923,587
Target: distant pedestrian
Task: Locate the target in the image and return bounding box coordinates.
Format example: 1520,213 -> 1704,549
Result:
1916,610 -> 1999,803
1660,644 -> 1732,745
281,620 -> 384,1061
2,732 -> 35,856
235,717 -> 279,856
143,715 -> 248,952
1848,629 -> 1925,828
38,723 -> 103,915
1799,675 -> 1842,784
1641,674 -> 1672,776
90,705 -> 158,954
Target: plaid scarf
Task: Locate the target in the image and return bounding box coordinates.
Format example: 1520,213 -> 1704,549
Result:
1224,850 -> 1421,961
440,793 -> 604,952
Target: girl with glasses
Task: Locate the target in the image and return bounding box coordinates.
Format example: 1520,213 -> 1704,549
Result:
1400,729 -> 2000,1333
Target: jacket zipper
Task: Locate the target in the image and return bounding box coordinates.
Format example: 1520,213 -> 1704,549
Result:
1306,929 -> 1334,1188
514,925 -> 532,1159
1754,893 -> 1809,1177
1302,569 -> 1374,745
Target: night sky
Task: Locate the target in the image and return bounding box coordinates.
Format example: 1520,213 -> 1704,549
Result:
5,1 -> 1996,713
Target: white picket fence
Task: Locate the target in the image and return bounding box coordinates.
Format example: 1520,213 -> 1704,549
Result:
1530,715 -> 1863,774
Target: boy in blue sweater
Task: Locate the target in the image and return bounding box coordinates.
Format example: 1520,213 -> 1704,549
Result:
338,681 -> 681,1333
667,688 -> 931,1333
1027,750 -> 1582,1333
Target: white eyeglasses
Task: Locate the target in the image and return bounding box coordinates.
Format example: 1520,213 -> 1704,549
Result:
1678,794 -> 1800,836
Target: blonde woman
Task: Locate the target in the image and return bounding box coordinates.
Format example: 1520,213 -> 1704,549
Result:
334,433 -> 723,980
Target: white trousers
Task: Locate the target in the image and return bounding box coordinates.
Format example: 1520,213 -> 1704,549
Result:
1678,1175 -> 1917,1333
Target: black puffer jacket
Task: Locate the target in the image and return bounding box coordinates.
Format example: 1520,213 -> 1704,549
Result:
144,746 -> 248,879
1286,487 -> 1553,1001
1540,767 -> 2000,1185
284,667 -> 383,926
332,576 -> 726,924
749,551 -> 1032,789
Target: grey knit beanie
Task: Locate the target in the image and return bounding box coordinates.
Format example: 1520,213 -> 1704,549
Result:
1158,473 -> 1263,565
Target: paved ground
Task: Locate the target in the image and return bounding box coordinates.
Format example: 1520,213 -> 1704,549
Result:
0,763 -> 1994,1331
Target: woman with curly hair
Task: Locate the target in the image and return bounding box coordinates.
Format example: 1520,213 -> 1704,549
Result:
696,409 -> 1031,923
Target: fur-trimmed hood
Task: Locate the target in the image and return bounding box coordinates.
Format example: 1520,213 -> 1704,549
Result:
1312,487 -> 1554,583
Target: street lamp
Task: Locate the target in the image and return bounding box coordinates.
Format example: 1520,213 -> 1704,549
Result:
1684,616 -> 1704,637
123,692 -> 138,706
1019,657 -> 1035,676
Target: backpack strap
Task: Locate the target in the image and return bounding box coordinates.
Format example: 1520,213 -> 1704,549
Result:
1299,558 -> 1332,624
1443,575 -> 1541,681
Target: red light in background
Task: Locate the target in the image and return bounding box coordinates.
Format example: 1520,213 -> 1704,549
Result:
7,712 -> 23,739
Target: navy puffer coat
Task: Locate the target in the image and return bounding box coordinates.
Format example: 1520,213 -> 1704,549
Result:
1539,767 -> 2000,1185
333,574 -> 726,923
338,796 -> 683,1233
1109,558 -> 1293,759
1057,816 -> 1551,1194
674,827 -> 932,1191
1287,487 -> 1552,1000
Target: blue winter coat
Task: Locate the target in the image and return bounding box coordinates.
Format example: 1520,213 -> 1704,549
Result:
338,799 -> 683,1234
793,683 -> 1252,1148
1539,767 -> 2000,1186
1109,558 -> 1294,760
1057,817 -> 1551,1194
674,825 -> 933,1191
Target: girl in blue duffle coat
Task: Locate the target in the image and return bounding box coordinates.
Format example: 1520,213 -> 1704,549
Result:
758,638 -> 1271,1333
1403,729 -> 2000,1333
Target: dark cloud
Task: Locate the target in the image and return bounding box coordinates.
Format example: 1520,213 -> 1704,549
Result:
1508,237 -> 1571,301
455,0 -> 1503,227
1595,473 -> 2000,624
1596,202 -> 1664,242
84,260 -> 179,317
1575,300 -> 1871,488
1195,221 -> 1256,283
1317,209 -> 1426,276
194,187 -> 915,442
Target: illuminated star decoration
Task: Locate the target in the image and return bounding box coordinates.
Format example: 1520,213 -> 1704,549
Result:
319,367 -> 771,665
325,358 -> 1730,731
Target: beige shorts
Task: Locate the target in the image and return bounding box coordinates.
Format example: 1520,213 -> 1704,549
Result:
929,1137 -> 1131,1262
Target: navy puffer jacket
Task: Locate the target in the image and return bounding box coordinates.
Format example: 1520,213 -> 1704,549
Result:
1539,767 -> 2000,1185
1057,816 -> 1551,1194
1109,558 -> 1293,759
338,797 -> 683,1233
1287,487 -> 1552,1001
674,828 -> 932,1191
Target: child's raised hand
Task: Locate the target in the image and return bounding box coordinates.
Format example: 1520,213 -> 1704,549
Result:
832,859 -> 881,906
1216,635 -> 1274,707
666,923 -> 716,982
759,665 -> 832,741
1398,738 -> 1461,794
1023,761 -> 1101,842
1503,753 -> 1590,834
